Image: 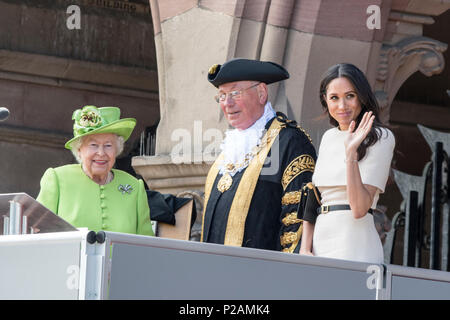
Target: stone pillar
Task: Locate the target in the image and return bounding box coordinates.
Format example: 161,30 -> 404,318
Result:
133,0 -> 239,197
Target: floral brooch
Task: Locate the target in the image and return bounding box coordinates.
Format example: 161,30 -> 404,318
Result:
118,184 -> 133,195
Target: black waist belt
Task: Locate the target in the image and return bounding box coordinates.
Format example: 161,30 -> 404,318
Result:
317,204 -> 373,215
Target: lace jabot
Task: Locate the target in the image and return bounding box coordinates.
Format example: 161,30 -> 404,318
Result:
218,102 -> 276,176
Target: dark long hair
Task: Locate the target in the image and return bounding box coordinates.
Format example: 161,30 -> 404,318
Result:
319,63 -> 385,161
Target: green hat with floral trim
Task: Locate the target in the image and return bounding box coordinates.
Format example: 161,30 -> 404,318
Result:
65,105 -> 136,150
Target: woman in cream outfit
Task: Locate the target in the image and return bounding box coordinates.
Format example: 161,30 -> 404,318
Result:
300,63 -> 395,264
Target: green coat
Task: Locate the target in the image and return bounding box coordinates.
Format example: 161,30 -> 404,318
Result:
36,164 -> 154,236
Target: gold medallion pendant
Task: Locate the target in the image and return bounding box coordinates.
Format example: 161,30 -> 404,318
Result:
217,172 -> 233,192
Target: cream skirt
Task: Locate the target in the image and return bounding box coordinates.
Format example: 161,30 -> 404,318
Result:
312,210 -> 384,264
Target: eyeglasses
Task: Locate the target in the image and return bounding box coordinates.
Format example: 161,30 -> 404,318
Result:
214,83 -> 260,103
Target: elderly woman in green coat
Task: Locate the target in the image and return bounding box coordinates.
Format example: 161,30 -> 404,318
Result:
37,105 -> 154,236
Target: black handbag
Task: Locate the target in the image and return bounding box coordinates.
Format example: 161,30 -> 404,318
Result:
297,182 -> 322,224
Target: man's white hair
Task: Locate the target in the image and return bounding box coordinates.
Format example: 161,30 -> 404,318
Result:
70,134 -> 125,163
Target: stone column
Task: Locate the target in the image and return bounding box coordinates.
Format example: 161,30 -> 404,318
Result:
133,1 -> 238,198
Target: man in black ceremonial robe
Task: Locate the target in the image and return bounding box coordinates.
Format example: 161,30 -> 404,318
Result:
201,58 -> 317,252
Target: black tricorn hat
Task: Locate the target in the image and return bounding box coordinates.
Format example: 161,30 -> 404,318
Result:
207,58 -> 290,88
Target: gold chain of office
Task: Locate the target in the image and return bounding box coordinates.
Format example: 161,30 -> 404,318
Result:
217,128 -> 280,193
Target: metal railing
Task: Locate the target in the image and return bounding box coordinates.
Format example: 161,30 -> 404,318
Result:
139,123 -> 158,156
384,124 -> 450,271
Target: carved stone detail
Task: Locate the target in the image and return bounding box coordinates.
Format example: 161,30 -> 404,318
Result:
374,36 -> 447,123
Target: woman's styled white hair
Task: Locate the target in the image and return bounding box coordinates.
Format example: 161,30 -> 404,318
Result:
70,134 -> 125,163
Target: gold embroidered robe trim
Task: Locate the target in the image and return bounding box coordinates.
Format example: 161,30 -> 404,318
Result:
281,224 -> 303,253
281,191 -> 302,205
282,154 -> 315,190
280,231 -> 298,246
200,119 -> 283,246
296,125 -> 313,144
282,212 -> 303,226
224,119 -> 282,246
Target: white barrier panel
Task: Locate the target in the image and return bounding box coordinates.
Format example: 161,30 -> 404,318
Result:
103,232 -> 383,300
1,229 -> 449,300
386,264 -> 450,299
0,231 -> 84,300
